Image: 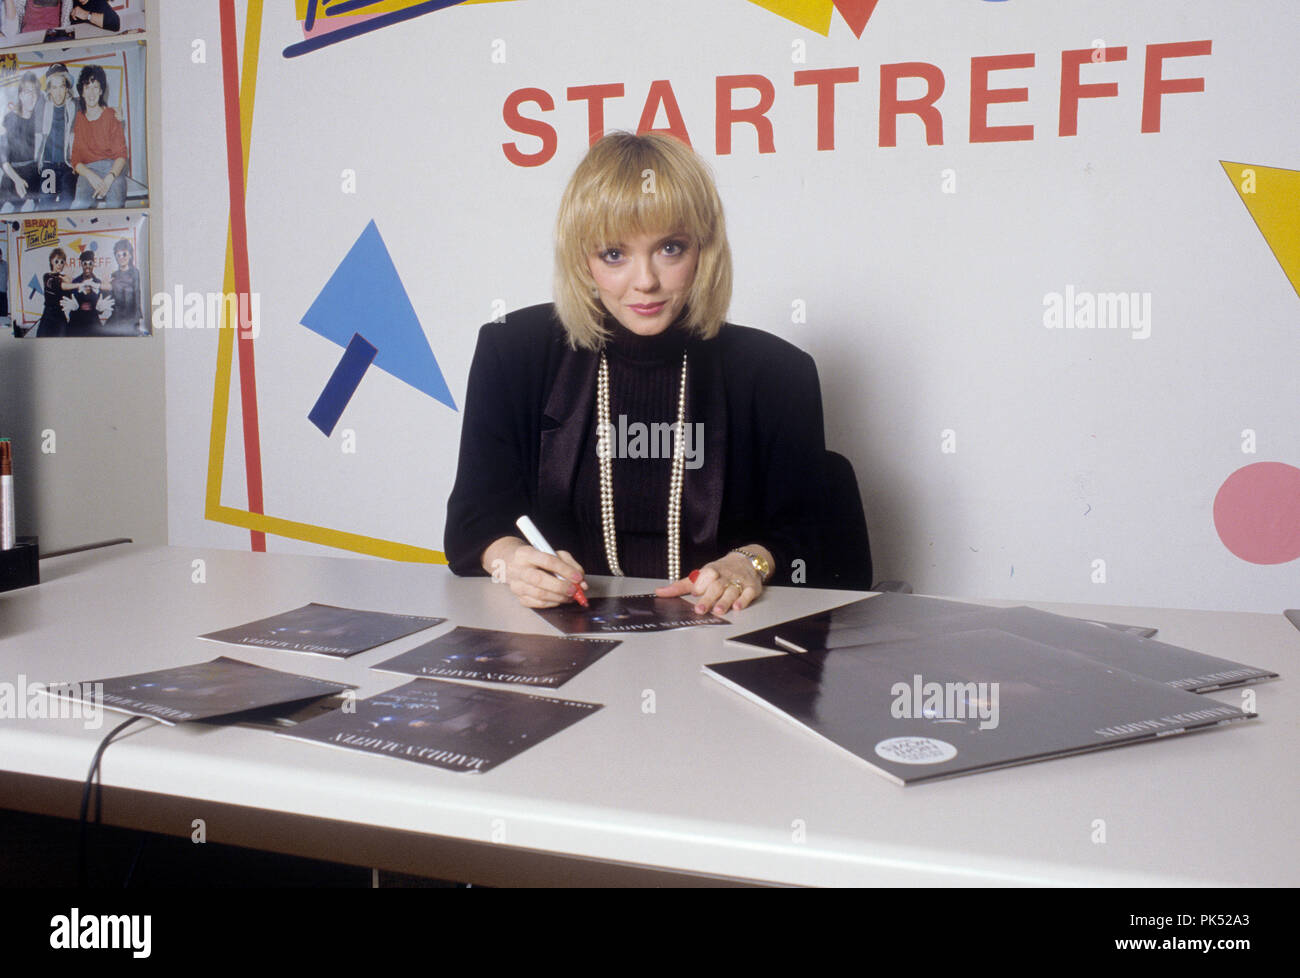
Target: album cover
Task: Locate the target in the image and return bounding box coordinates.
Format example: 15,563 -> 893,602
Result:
740,594 -> 1273,693
374,626 -> 620,688
204,690 -> 357,732
704,630 -> 1255,785
50,656 -> 353,725
805,605 -> 1277,693
729,592 -> 987,654
282,679 -> 602,774
731,592 -> 1160,655
533,593 -> 726,634
199,602 -> 445,658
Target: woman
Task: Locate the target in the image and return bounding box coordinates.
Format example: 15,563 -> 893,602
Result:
445,132 -> 828,613
70,63 -> 128,209
1,72 -> 42,212
104,237 -> 142,333
34,247 -> 75,337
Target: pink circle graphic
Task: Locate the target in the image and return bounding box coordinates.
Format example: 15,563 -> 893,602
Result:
1213,462 -> 1300,564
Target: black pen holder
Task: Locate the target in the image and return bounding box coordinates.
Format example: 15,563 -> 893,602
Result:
0,536 -> 39,593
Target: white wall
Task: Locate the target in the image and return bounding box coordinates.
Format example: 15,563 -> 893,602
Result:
160,0 -> 1300,612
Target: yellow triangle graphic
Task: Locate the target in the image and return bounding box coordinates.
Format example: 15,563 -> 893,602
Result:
1221,161 -> 1300,301
747,0 -> 833,36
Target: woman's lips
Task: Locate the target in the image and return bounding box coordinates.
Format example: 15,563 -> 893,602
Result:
629,302 -> 666,315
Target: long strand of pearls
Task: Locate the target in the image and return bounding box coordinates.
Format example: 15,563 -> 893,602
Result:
597,350 -> 689,580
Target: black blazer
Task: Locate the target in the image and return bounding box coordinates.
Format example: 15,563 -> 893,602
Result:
445,303 -> 829,584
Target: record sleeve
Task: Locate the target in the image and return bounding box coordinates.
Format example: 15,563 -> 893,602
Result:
282,679 -> 602,773
731,592 -> 1160,655
50,657 -> 354,725
199,603 -> 445,658
373,626 -> 619,688
206,691 -> 357,732
816,605 -> 1277,693
533,594 -> 725,634
704,629 -> 1255,785
741,594 -> 1274,693
729,593 -> 988,654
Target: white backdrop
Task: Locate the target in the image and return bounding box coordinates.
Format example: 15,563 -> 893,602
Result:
160,0 -> 1300,612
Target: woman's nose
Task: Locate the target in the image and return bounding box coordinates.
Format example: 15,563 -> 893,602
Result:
632,256 -> 659,291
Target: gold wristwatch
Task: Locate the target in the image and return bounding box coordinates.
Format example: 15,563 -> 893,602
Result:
731,548 -> 773,583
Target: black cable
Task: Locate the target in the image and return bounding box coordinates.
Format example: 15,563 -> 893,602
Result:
123,834 -> 148,888
77,714 -> 146,888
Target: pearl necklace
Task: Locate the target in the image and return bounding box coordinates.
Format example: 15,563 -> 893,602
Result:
597,350 -> 689,581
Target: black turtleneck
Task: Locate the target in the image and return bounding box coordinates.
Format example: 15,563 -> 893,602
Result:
573,317 -> 690,578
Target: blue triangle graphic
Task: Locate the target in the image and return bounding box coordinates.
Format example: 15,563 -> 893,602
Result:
300,220 -> 456,411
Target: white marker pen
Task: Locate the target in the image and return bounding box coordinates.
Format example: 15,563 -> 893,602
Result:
1,439 -> 14,550
515,515 -> 588,608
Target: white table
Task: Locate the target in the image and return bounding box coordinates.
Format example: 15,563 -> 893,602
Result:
1,545 -> 1295,886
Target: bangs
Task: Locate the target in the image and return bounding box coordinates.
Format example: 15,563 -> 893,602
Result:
569,142 -> 718,254
580,179 -> 711,254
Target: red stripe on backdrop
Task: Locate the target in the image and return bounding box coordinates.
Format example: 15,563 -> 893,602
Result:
219,0 -> 267,551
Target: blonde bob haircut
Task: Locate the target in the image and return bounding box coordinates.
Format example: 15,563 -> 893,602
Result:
553,131 -> 733,350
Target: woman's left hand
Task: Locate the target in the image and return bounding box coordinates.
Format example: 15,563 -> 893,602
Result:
655,550 -> 765,615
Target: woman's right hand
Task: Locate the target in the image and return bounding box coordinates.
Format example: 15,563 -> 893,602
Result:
482,535 -> 588,609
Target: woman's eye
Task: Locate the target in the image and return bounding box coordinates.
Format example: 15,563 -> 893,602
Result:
662,241 -> 686,256
600,249 -> 623,263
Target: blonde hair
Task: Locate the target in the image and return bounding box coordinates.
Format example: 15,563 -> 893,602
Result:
553,132 -> 732,350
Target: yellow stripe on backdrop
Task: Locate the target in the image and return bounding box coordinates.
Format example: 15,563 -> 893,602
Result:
205,0 -> 446,563
292,0 -> 518,18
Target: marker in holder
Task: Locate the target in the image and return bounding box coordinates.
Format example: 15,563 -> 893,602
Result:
0,536 -> 40,593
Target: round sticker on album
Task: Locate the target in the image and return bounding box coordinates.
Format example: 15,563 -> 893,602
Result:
874,737 -> 957,765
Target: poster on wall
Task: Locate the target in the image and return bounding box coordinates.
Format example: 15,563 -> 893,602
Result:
0,39 -> 147,214
0,1 -> 144,52
8,210 -> 148,336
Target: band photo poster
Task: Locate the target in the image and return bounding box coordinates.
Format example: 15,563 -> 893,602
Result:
0,39 -> 148,216
7,210 -> 148,336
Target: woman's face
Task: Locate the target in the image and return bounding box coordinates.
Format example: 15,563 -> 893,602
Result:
51,255 -> 64,272
115,249 -> 130,270
18,83 -> 37,115
587,230 -> 698,337
82,78 -> 102,108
